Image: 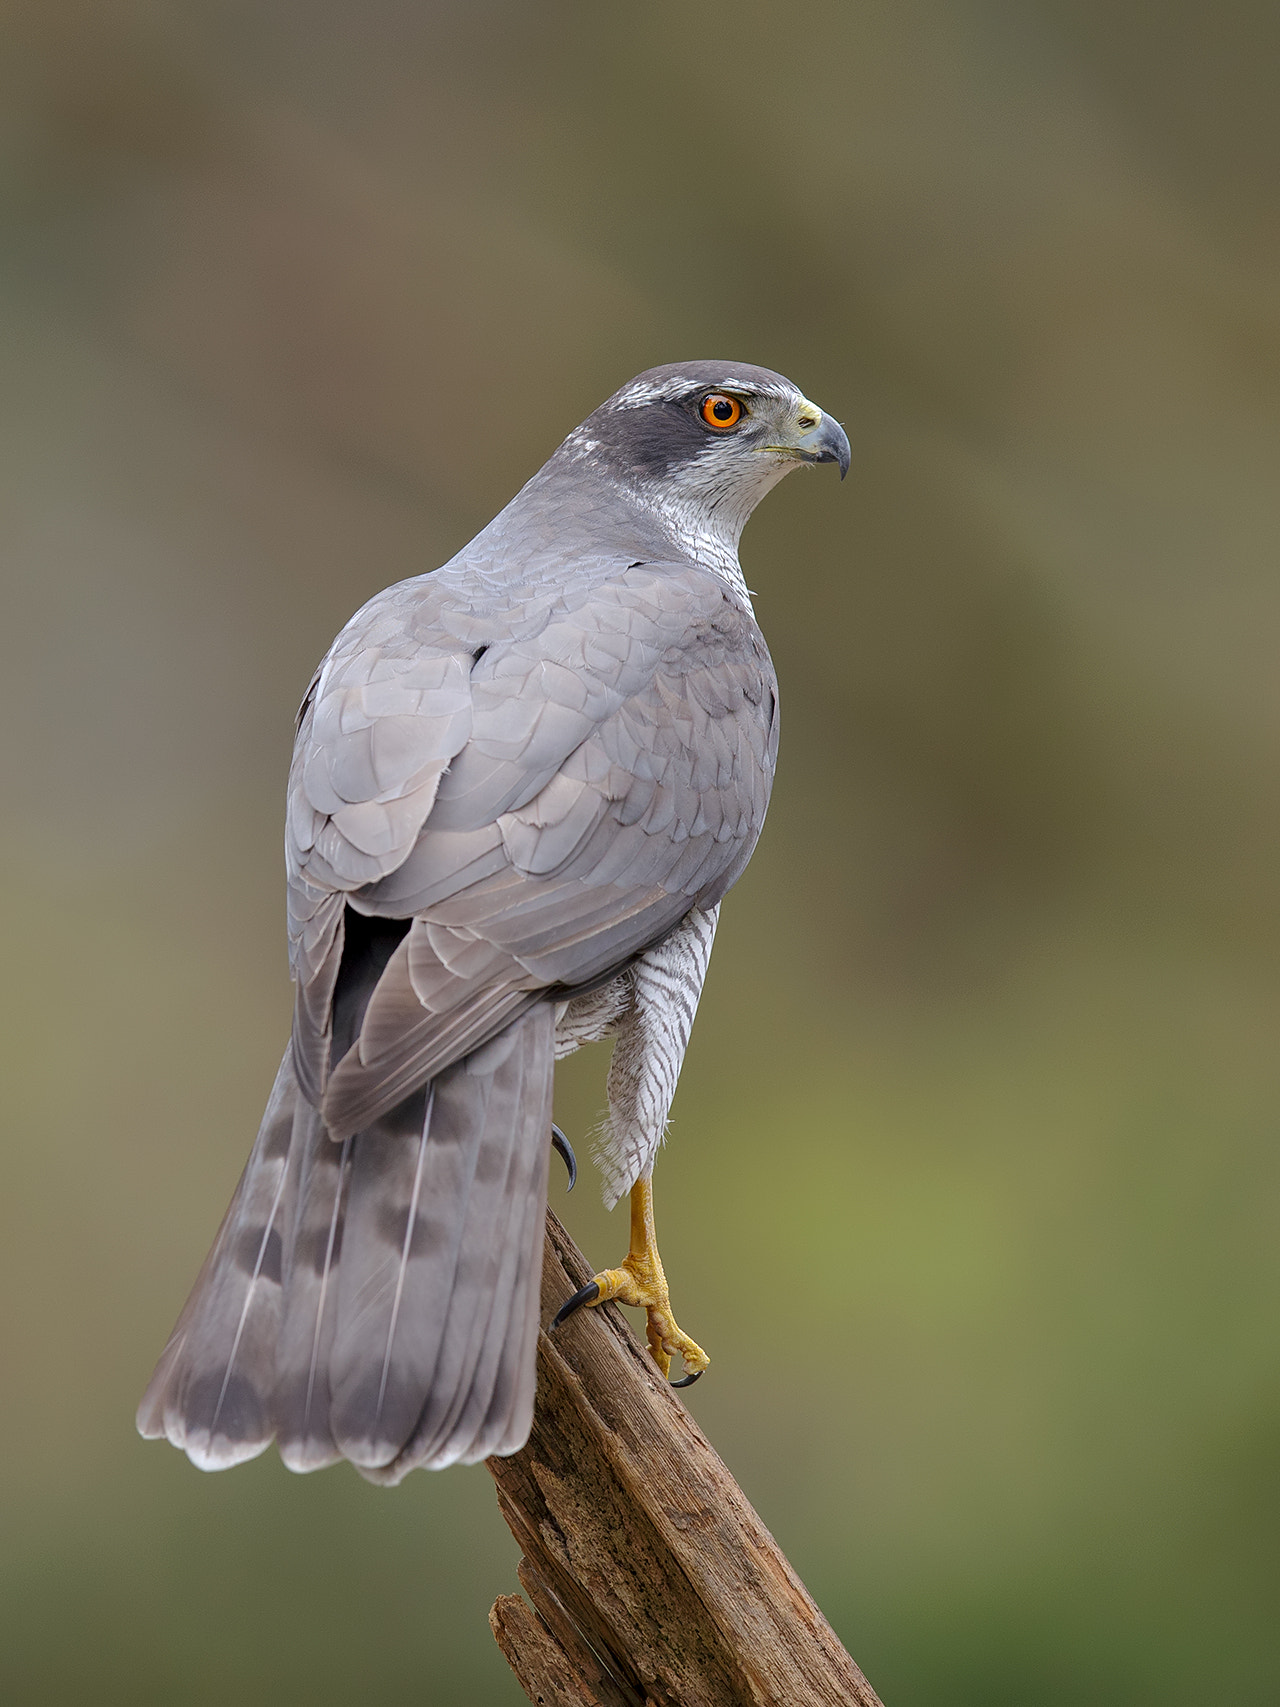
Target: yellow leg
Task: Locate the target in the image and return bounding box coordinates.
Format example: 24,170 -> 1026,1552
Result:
554,1177 -> 710,1386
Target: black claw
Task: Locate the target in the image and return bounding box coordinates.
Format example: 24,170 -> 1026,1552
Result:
671,1368 -> 704,1390
550,1123 -> 577,1191
552,1281 -> 599,1329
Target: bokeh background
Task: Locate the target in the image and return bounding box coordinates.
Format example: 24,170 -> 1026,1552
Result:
3,3 -> 1278,1702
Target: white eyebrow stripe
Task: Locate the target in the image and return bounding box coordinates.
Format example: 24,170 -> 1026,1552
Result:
613,379 -> 674,408
613,376 -> 797,412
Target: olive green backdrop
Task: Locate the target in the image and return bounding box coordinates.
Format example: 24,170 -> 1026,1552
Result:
2,3 -> 1277,1702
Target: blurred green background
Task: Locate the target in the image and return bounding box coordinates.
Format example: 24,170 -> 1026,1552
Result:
3,3 -> 1278,1702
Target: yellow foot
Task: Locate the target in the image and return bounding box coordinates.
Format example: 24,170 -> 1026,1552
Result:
551,1177 -> 710,1387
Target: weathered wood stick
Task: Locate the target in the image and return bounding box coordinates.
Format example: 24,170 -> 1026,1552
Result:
487,1210 -> 884,1707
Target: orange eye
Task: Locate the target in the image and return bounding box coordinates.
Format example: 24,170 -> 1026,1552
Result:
700,392 -> 743,429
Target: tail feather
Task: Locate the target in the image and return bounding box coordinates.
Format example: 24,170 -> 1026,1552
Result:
271,1115 -> 350,1473
447,1030 -> 551,1463
481,1111 -> 548,1459
401,1026 -> 541,1461
325,1084 -> 443,1467
331,1005 -> 554,1473
139,1005 -> 555,1478
136,1048 -> 298,1469
351,1008 -> 555,1482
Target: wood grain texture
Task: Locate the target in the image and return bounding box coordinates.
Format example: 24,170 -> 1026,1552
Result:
487,1211 -> 883,1707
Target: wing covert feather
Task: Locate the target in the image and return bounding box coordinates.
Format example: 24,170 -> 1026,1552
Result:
287,562 -> 777,1124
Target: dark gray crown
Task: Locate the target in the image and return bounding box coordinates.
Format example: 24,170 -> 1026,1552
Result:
565,361 -> 803,482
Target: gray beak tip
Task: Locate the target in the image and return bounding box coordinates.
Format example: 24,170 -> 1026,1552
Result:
811,415 -> 851,481
831,421 -> 852,481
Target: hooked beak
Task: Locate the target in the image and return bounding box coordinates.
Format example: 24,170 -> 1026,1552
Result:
764,399 -> 852,479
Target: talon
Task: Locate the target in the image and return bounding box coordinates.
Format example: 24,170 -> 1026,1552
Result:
565,1178 -> 711,1386
550,1123 -> 577,1191
551,1280 -> 599,1328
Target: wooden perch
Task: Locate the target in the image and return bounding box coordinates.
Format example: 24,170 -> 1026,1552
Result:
487,1210 -> 884,1707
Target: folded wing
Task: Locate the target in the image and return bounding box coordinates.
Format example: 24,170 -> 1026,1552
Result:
285,562 -> 778,1139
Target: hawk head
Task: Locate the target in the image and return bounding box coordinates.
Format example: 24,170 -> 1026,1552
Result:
555,361 -> 850,572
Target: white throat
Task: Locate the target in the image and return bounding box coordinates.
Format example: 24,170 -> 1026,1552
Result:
639,446 -> 799,601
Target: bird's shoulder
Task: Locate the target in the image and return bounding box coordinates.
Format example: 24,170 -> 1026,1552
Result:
286,558 -> 772,903
300,556 -> 767,743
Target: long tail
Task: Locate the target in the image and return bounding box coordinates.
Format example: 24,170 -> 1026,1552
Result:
137,1005 -> 554,1478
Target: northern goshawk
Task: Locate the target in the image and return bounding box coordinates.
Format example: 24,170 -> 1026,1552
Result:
138,361 -> 849,1481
